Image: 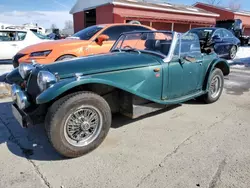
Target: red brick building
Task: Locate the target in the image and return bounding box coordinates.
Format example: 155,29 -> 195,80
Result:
194,2 -> 250,35
70,0 -> 219,33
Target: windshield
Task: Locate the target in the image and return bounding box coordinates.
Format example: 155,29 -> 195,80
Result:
72,25 -> 104,40
111,31 -> 173,57
188,29 -> 214,40
32,31 -> 50,40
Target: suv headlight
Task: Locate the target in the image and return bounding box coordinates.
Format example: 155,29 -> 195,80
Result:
37,71 -> 57,91
18,63 -> 34,79
30,50 -> 51,57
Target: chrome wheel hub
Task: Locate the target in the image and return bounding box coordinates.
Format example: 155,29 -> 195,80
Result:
230,46 -> 236,59
64,106 -> 103,147
209,75 -> 222,99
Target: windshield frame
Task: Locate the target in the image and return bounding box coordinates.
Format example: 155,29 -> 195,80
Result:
110,30 -> 179,63
71,25 -> 105,41
32,31 -> 50,40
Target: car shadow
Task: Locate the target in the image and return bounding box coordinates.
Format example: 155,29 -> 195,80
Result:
0,101 -> 202,161
111,104 -> 181,129
0,102 -> 64,161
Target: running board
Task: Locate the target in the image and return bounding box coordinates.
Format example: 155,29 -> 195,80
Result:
119,93 -> 168,119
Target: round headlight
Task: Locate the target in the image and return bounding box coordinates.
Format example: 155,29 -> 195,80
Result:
18,63 -> 34,79
37,71 -> 57,91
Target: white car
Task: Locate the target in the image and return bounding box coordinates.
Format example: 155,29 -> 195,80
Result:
0,29 -> 52,62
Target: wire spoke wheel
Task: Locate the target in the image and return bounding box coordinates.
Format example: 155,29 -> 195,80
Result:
64,106 -> 103,147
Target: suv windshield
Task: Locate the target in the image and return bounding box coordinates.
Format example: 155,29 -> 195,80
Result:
32,31 -> 50,40
72,25 -> 104,40
111,31 -> 173,57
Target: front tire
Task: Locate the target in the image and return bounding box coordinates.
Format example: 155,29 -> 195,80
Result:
45,91 -> 112,158
203,68 -> 224,104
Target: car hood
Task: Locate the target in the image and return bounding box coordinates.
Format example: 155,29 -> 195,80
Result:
45,52 -> 161,79
19,39 -> 90,53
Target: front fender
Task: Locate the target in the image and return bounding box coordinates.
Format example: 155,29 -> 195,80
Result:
6,68 -> 23,85
36,76 -> 156,104
36,77 -> 117,104
204,58 -> 230,91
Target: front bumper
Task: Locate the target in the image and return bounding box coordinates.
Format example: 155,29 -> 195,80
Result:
11,84 -> 47,128
12,104 -> 33,128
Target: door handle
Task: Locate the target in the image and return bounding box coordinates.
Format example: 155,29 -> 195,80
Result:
197,60 -> 203,65
11,44 -> 17,46
154,68 -> 160,72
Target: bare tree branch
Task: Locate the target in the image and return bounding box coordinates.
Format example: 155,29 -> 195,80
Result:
205,0 -> 222,5
228,0 -> 241,11
64,20 -> 73,30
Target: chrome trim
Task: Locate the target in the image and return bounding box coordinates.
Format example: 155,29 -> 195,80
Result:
16,90 -> 30,110
11,84 -> 21,101
18,63 -> 34,79
163,32 -> 181,63
37,71 -> 57,91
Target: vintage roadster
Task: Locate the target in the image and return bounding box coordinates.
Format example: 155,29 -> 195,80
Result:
7,31 -> 230,158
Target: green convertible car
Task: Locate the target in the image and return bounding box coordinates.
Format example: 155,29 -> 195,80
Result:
7,30 -> 230,158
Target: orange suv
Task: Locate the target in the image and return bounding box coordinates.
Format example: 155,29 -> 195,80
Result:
13,23 -> 155,67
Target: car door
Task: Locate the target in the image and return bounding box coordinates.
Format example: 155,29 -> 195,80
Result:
213,29 -> 226,56
14,31 -> 28,53
0,31 -> 20,60
221,29 -> 234,53
162,33 -> 203,100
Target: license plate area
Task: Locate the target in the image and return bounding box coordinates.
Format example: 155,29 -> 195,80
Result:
12,104 -> 26,128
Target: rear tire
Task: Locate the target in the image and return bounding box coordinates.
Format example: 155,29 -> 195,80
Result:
203,68 -> 224,104
228,45 -> 237,60
45,91 -> 112,158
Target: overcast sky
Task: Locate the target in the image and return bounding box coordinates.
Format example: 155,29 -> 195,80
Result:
0,0 -> 249,29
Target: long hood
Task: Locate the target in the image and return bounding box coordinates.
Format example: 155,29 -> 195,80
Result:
45,52 -> 161,78
19,39 -> 90,53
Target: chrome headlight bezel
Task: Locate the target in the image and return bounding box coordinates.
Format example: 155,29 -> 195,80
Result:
37,71 -> 57,91
18,63 -> 34,79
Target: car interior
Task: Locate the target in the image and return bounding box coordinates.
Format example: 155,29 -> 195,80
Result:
144,39 -> 172,57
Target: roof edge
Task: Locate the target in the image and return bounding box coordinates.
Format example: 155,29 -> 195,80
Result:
193,2 -> 250,16
113,2 -> 219,17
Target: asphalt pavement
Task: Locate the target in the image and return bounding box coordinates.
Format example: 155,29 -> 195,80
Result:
0,68 -> 249,188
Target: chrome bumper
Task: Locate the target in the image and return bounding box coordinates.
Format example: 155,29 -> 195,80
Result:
11,104 -> 32,128
11,84 -> 30,110
11,84 -> 47,128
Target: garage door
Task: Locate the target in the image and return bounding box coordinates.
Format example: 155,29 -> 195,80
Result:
152,22 -> 172,30
244,28 -> 250,36
174,23 -> 190,32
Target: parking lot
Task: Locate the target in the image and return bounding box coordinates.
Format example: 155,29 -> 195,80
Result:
0,67 -> 249,188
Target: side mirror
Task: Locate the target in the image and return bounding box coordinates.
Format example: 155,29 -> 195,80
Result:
212,35 -> 222,42
95,34 -> 109,46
